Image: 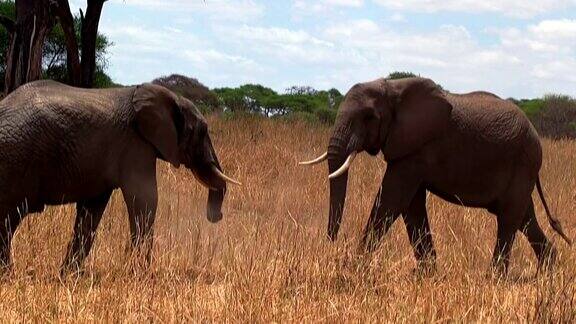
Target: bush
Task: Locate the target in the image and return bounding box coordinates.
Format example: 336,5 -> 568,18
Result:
516,98 -> 544,117
531,94 -> 576,139
387,71 -> 419,80
153,74 -> 221,112
314,106 -> 337,124
213,84 -> 341,124
276,111 -> 320,125
386,71 -> 445,91
92,69 -> 118,88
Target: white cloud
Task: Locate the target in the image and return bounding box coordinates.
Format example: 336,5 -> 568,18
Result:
315,17 -> 576,97
529,19 -> 576,43
292,0 -> 364,19
490,19 -> 576,94
226,25 -> 333,47
99,23 -> 267,86
322,0 -> 364,7
183,49 -> 258,70
217,25 -> 345,65
373,0 -> 576,18
389,13 -> 406,22
95,1 -> 576,98
108,0 -> 264,22
295,0 -> 364,9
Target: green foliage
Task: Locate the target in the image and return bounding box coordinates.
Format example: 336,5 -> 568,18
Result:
93,69 -> 119,88
314,106 -> 338,124
153,74 -> 219,113
514,98 -> 544,117
517,94 -> 576,139
536,94 -> 576,139
0,0 -> 15,90
42,15 -> 112,87
213,84 -> 343,124
387,71 -> 419,80
386,71 -> 445,91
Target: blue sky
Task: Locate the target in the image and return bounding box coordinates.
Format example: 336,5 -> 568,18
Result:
70,0 -> 576,98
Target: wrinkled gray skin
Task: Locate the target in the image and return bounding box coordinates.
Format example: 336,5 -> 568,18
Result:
0,80 -> 228,275
324,77 -> 571,274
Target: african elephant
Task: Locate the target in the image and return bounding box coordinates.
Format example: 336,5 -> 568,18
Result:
301,77 -> 571,274
0,80 -> 240,274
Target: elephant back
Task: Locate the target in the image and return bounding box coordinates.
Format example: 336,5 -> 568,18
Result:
1,80 -> 135,123
446,91 -> 533,147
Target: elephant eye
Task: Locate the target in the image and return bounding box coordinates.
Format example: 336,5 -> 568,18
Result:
196,122 -> 208,138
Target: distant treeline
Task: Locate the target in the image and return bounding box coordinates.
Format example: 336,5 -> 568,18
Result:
154,74 -> 343,124
154,72 -> 576,138
511,95 -> 576,139
2,68 -> 574,138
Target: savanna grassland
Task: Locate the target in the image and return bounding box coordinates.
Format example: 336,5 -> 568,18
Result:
1,116 -> 575,322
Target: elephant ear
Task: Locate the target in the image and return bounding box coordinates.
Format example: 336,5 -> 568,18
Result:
133,83 -> 181,167
384,78 -> 452,160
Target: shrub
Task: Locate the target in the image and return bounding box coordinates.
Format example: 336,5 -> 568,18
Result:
314,106 -> 337,124
516,99 -> 544,117
276,111 -> 320,125
153,74 -> 221,112
386,71 -> 419,80
386,71 -> 445,91
531,94 -> 576,139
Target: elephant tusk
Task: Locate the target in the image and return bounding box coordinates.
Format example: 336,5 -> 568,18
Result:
299,152 -> 328,166
211,165 -> 242,186
328,152 -> 357,179
194,174 -> 218,191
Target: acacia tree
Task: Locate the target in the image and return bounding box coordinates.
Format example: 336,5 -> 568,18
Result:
43,15 -> 111,86
52,0 -> 107,88
0,0 -> 107,95
0,0 -> 53,94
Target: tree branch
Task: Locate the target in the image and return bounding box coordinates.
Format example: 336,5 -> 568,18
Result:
0,14 -> 15,32
51,0 -> 81,86
81,0 -> 106,87
46,45 -> 64,71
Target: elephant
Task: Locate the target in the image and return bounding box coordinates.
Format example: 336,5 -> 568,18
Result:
301,77 -> 572,274
0,80 -> 240,275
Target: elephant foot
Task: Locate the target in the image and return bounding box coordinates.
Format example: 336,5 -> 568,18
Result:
487,263 -> 511,281
413,260 -> 437,278
124,246 -> 154,275
536,246 -> 557,274
59,261 -> 86,280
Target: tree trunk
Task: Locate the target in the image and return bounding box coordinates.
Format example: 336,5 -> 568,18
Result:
80,0 -> 105,88
52,0 -> 81,86
3,0 -> 53,95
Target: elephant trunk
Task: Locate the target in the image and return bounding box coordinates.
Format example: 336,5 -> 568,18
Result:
327,135 -> 350,241
207,179 -> 226,223
189,138 -> 227,223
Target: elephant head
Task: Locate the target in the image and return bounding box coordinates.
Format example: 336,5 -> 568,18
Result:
133,83 -> 241,223
301,77 -> 452,240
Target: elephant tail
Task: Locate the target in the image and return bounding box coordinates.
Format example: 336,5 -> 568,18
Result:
536,177 -> 573,245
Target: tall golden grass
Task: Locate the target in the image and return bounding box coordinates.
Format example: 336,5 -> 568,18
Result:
1,116 -> 575,321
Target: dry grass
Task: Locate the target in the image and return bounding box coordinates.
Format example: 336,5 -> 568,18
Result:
1,116 -> 575,322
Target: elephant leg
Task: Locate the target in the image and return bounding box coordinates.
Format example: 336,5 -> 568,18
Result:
491,173 -> 533,275
121,171 -> 158,265
0,208 -> 26,271
520,199 -> 556,271
402,186 -> 436,273
61,191 -> 111,275
360,162 -> 422,253
491,218 -> 518,275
